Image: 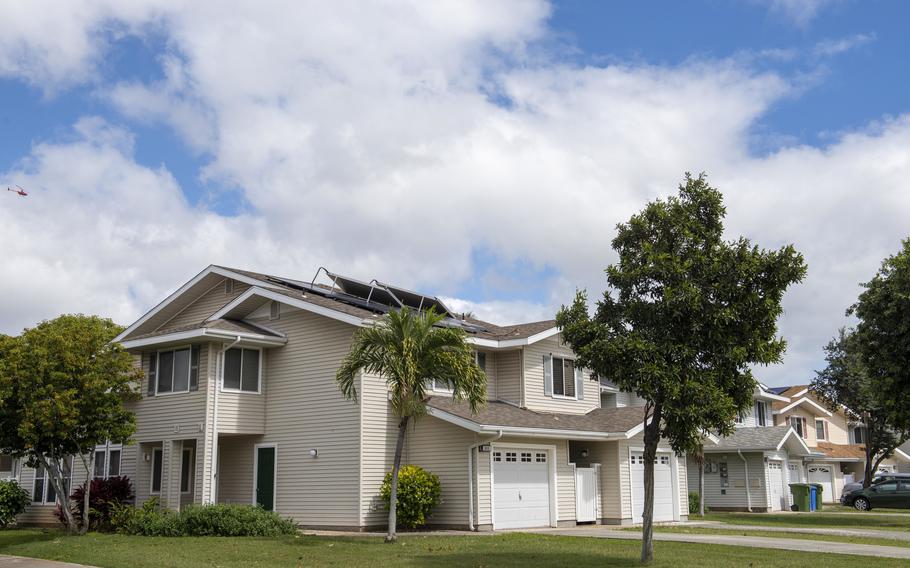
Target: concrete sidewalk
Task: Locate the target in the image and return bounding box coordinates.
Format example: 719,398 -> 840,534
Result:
521,526 -> 910,559
705,522 -> 910,541
0,557 -> 97,568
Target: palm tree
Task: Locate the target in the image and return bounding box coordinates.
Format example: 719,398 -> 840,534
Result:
336,307 -> 486,542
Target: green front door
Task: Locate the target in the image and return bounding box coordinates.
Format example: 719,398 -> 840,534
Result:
256,446 -> 275,511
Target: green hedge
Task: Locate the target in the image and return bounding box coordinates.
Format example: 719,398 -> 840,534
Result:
688,491 -> 708,515
111,498 -> 296,536
380,465 -> 442,529
0,480 -> 30,528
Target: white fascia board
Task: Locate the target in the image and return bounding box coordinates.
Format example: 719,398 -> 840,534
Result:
114,266 -> 287,343
773,397 -> 832,417
600,384 -> 620,393
791,388 -> 809,398
892,448 -> 910,462
464,327 -> 560,349
778,427 -> 812,455
120,328 -> 287,349
756,389 -> 790,403
207,286 -> 369,327
425,407 -> 630,441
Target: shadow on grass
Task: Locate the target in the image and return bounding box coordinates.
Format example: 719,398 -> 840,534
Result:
0,528 -> 64,549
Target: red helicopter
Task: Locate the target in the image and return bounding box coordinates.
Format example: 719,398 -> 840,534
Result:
6,185 -> 27,197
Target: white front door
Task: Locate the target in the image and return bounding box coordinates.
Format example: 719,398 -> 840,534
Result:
575,467 -> 597,522
768,461 -> 785,511
808,465 -> 834,502
493,448 -> 551,529
631,452 -> 674,522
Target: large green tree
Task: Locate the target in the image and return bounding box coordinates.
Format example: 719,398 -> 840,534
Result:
557,174 -> 806,563
336,307 -> 486,542
814,240 -> 910,486
813,328 -> 908,487
0,315 -> 141,534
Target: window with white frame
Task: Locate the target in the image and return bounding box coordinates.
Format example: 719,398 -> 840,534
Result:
32,456 -> 74,505
790,416 -> 807,438
93,444 -> 122,479
0,454 -> 13,474
815,419 -> 829,441
223,347 -> 261,392
853,426 -> 864,444
180,447 -> 194,493
475,351 -> 486,372
551,357 -> 576,397
754,401 -> 767,426
150,448 -> 163,494
151,346 -> 199,394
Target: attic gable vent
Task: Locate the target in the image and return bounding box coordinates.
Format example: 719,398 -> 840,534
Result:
224,279 -> 234,294
270,301 -> 280,320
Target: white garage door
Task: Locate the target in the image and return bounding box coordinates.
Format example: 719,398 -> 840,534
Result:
808,465 -> 834,502
493,448 -> 551,529
631,452 -> 675,522
768,461 -> 785,511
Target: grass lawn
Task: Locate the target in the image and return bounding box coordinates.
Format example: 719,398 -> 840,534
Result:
641,526 -> 910,548
695,511 -> 910,530
3,529 -> 910,568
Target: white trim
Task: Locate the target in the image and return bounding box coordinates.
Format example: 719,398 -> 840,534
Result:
208,286 -> 369,327
465,327 -> 560,349
893,448 -> 910,462
120,328 -> 287,350
774,397 -> 833,417
115,266 -> 285,342
252,443 -> 278,511
221,346 -> 263,394
425,407 -> 635,440
791,388 -> 809,398
490,442 -> 558,529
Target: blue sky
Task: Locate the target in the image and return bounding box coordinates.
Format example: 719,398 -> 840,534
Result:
1,1 -> 909,385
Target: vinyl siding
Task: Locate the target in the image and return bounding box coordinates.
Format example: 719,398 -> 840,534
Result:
403,415 -> 476,527
359,371 -> 400,527
130,347 -> 210,442
217,435 -> 257,504
479,350 -> 497,400
156,279 -> 250,332
736,400 -> 774,428
523,337 -> 600,414
253,307 -> 361,526
217,390 -> 266,434
687,451 -> 768,510
495,350 -> 521,404
569,440 -> 623,521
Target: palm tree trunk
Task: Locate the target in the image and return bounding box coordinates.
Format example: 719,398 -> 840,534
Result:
386,416 -> 409,543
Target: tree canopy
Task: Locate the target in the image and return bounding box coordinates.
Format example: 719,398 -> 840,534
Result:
557,173 -> 806,563
0,314 -> 141,533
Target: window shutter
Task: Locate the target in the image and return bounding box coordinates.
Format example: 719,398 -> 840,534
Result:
189,345 -> 200,391
147,353 -> 157,396
543,355 -> 553,396
575,367 -> 584,401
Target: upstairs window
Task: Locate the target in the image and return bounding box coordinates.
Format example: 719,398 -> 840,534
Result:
151,346 -> 199,395
223,347 -> 261,392
815,419 -> 829,441
790,416 -> 808,438
853,426 -> 864,444
552,357 -> 576,397
754,401 -> 767,426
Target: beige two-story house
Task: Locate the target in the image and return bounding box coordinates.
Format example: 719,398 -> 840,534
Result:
12,265 -> 689,529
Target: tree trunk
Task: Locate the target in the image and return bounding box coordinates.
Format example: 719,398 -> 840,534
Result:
39,455 -> 76,534
862,421 -> 873,488
80,453 -> 94,534
386,416 -> 409,543
640,405 -> 662,565
698,451 -> 705,517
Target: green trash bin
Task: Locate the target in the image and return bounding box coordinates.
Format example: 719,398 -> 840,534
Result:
809,483 -> 824,511
789,483 -> 811,511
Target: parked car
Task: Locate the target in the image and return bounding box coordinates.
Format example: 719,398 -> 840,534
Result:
842,478 -> 910,510
840,473 -> 910,504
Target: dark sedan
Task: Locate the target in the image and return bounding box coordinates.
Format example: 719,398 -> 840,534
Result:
842,479 -> 910,510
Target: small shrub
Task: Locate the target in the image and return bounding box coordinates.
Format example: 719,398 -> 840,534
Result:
0,480 -> 31,528
688,491 -> 708,515
380,465 -> 441,529
56,476 -> 135,531
111,498 -> 295,537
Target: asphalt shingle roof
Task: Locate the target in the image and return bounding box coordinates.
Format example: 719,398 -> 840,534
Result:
129,318 -> 282,341
708,425 -> 794,451
426,396 -> 647,435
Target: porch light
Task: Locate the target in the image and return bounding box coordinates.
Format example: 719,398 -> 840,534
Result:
308,449 -> 318,457
478,444 -> 491,453
580,449 -> 589,459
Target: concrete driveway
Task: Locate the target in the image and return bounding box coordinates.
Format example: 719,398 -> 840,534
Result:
0,556 -> 96,568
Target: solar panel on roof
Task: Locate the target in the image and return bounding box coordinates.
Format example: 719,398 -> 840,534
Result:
325,272 -> 402,308
373,280 -> 453,318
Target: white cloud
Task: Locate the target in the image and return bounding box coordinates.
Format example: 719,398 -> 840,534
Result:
1,1 -> 908,387
755,0 -> 838,27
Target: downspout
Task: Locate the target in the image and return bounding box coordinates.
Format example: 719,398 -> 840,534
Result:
468,430 -> 503,531
210,335 -> 241,504
738,450 -> 752,512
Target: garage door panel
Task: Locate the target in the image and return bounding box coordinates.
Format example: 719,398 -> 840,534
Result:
493,448 -> 551,530
631,452 -> 675,522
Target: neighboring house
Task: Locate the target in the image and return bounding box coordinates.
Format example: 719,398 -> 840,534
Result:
14,265 -> 689,530
770,385 -> 910,502
684,385 -> 813,512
